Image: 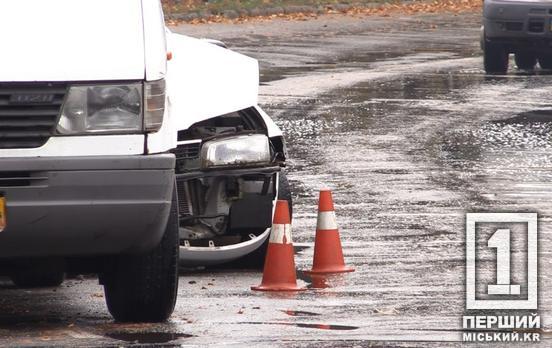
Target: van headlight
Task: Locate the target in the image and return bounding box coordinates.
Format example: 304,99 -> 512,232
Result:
56,83 -> 142,134
200,134 -> 271,169
56,80 -> 166,135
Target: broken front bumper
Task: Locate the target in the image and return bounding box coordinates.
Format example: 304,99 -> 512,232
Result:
177,166 -> 280,266
179,228 -> 271,266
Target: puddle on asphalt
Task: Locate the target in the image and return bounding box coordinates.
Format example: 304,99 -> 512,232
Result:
242,321 -> 358,331
440,108 -> 552,168
0,316 -> 64,327
498,109 -> 552,124
297,272 -> 349,289
292,323 -> 358,331
281,309 -> 321,317
105,332 -> 193,344
293,245 -> 310,253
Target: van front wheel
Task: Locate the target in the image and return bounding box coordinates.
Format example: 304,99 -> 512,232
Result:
103,186 -> 179,323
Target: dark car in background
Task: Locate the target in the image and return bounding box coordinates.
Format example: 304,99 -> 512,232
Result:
482,0 -> 552,73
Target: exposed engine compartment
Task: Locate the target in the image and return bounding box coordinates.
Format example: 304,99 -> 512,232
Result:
172,107 -> 285,248
177,175 -> 275,247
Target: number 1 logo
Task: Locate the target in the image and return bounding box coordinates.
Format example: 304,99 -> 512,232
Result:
466,213 -> 537,310
487,229 -> 520,296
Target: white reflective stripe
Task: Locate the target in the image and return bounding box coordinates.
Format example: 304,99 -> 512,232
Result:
317,211 -> 338,230
269,224 -> 292,244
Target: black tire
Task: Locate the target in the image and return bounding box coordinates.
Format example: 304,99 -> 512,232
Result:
241,172 -> 293,269
515,52 -> 537,70
103,185 -> 179,323
538,54 -> 552,69
10,258 -> 65,288
277,172 -> 293,220
484,40 -> 508,74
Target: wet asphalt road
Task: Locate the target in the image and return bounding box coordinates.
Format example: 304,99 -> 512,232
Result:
3,11 -> 552,347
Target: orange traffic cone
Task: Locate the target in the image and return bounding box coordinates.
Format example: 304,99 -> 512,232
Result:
305,189 -> 354,274
252,200 -> 305,292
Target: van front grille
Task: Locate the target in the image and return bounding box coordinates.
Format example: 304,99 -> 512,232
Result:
174,142 -> 201,160
0,172 -> 48,187
0,83 -> 67,149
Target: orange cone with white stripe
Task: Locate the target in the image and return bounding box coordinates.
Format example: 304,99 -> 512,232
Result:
252,200 -> 305,291
306,189 -> 354,274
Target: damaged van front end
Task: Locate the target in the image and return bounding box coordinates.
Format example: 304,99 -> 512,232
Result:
0,0 -> 288,323
167,34 -> 288,266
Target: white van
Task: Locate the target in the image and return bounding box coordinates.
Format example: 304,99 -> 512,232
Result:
0,0 -> 289,322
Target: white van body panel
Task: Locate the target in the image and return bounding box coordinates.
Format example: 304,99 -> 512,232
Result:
257,107 -> 283,138
149,32 -> 263,154
147,106 -> 177,154
0,0 -> 145,82
0,135 -> 145,158
0,1 -> 280,156
166,33 -> 259,132
142,0 -> 168,81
